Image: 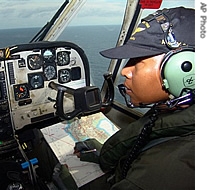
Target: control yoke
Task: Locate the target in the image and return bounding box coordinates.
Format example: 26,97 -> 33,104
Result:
49,72 -> 114,120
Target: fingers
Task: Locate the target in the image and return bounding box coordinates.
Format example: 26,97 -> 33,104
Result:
74,141 -> 90,152
73,151 -> 81,158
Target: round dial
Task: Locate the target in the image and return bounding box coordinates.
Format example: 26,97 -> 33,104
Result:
58,69 -> 71,83
14,84 -> 29,101
44,65 -> 56,80
29,74 -> 44,89
57,51 -> 70,66
27,54 -> 42,70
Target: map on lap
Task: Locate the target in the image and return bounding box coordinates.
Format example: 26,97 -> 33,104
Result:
41,112 -> 119,187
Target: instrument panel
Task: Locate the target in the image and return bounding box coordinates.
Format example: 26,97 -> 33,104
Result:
0,41 -> 90,137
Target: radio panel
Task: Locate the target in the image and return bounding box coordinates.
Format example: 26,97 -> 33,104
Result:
0,41 -> 90,132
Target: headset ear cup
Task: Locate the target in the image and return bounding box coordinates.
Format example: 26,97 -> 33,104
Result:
160,47 -> 195,97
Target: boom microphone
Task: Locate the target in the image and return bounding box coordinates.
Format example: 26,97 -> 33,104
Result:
118,84 -> 194,109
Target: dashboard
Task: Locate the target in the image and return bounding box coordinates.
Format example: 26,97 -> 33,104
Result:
0,41 -> 90,139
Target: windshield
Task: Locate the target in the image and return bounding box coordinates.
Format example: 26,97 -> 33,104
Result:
0,0 -> 195,106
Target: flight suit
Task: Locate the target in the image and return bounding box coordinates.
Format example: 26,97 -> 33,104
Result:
80,104 -> 195,190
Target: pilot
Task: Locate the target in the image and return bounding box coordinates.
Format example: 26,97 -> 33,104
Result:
74,6 -> 195,190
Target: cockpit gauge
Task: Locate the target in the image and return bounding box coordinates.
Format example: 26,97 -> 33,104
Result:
44,65 -> 56,80
13,84 -> 30,101
42,49 -> 55,62
58,69 -> 71,83
28,73 -> 44,89
57,51 -> 70,66
27,54 -> 43,70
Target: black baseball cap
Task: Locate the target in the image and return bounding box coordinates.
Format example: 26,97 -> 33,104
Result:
100,7 -> 195,59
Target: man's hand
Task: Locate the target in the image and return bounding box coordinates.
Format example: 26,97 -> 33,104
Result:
73,138 -> 102,164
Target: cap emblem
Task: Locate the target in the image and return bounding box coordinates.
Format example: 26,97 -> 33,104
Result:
130,21 -> 150,40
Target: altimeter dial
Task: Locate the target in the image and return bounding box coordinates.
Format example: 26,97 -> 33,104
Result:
44,65 -> 56,80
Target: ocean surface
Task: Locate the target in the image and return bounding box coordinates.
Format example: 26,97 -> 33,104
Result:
0,25 -> 126,103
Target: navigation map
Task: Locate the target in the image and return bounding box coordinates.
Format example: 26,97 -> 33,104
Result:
41,112 -> 119,187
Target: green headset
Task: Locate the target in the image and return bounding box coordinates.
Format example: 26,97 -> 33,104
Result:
160,47 -> 195,98
155,8 -> 195,102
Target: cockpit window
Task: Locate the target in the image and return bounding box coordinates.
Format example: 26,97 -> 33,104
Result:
0,0 -> 195,111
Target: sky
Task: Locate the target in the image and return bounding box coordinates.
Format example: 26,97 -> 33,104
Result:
0,0 -> 195,29
0,0 -> 126,29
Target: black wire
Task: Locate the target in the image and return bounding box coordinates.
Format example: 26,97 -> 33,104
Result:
121,109 -> 158,179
